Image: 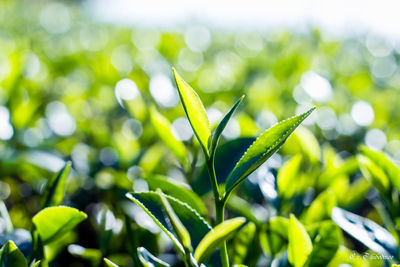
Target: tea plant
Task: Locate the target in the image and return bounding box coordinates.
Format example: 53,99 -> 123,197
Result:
121,68 -> 316,267
0,163 -> 87,266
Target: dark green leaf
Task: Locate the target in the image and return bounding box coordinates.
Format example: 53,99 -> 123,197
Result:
0,240 -> 27,267
225,107 -> 315,196
146,175 -> 206,215
126,191 -> 211,250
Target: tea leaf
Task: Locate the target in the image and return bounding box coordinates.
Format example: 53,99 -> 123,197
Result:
358,155 -> 389,194
210,96 -> 244,156
359,146 -> 400,191
230,222 -> 256,264
0,240 -> 27,267
277,155 -> 302,199
288,214 -> 312,267
332,207 -> 398,257
42,161 -> 71,208
158,189 -> 192,252
260,216 -> 289,256
225,107 -> 315,196
146,175 -> 206,215
126,191 -> 211,250
194,217 -> 246,263
307,221 -> 340,267
304,190 -> 336,224
173,68 -> 210,156
150,106 -> 187,164
104,258 -> 119,267
32,206 -> 87,245
137,247 -> 170,267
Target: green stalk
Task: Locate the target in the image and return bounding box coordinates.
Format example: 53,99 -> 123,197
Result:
206,156 -> 229,267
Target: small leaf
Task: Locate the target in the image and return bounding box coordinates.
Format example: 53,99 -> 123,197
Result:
104,258 -> 119,267
32,206 -> 87,245
358,155 -> 390,194
126,191 -> 211,251
0,200 -> 13,233
173,68 -> 210,156
42,161 -> 71,208
194,217 -> 246,263
304,190 -> 336,224
137,247 -> 170,267
150,106 -> 187,164
0,240 -> 27,267
157,189 -> 192,253
0,229 -> 32,258
210,96 -> 244,156
68,244 -> 102,266
31,261 -> 41,267
146,175 -> 206,215
260,216 -> 289,256
306,221 -> 340,267
331,207 -> 398,258
288,214 -> 312,267
225,107 -> 315,196
230,222 -> 256,265
277,155 -> 302,199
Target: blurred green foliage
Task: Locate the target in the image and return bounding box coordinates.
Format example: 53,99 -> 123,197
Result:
1,0 -> 400,266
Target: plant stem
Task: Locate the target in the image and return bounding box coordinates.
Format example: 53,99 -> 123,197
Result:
206,157 -> 229,267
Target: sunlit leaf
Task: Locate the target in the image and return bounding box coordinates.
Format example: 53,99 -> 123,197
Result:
137,247 -> 170,267
194,217 -> 246,263
306,221 -> 340,267
42,161 -> 71,208
173,68 -> 210,156
68,244 -> 102,266
230,222 -> 256,265
332,207 -> 398,257
358,155 -> 389,194
360,146 -> 400,192
146,175 -> 206,215
0,240 -> 27,267
225,107 -> 315,196
150,106 -> 187,164
277,155 -> 302,199
260,216 -> 289,256
104,258 -> 119,267
0,229 -> 31,258
32,206 -> 87,245
288,214 -> 312,267
304,190 -> 336,224
210,96 -> 244,156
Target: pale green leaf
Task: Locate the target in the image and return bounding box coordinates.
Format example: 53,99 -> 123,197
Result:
0,240 -> 27,267
194,217 -> 246,263
360,146 -> 400,191
146,175 -> 206,215
32,206 -> 87,245
304,190 -> 336,224
230,222 -> 256,265
104,258 -> 119,267
260,216 -> 289,256
210,96 -> 244,156
225,107 -> 315,196
173,68 -> 210,156
288,214 -> 312,267
42,161 -> 71,208
137,247 -> 170,267
358,154 -> 390,194
150,106 -> 187,164
277,155 -> 302,199
157,189 -> 192,252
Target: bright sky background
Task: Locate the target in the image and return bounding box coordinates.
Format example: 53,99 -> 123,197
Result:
87,0 -> 400,39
